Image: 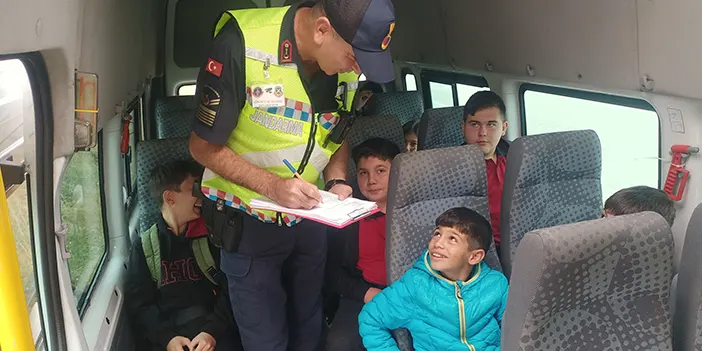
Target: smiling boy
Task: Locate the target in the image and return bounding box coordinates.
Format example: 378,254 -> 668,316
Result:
358,207 -> 508,351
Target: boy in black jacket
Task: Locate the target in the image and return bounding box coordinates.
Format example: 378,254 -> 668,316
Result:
125,160 -> 240,351
324,138 -> 401,351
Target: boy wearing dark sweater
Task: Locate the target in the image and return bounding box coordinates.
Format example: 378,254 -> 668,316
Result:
325,138 -> 401,351
125,160 -> 239,351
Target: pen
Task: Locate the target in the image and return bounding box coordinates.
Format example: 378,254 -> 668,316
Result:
283,159 -> 323,204
283,159 -> 301,179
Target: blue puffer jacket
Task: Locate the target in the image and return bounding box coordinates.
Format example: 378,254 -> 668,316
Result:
358,249 -> 508,351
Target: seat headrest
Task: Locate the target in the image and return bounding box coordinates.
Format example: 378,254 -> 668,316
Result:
136,138 -> 194,233
386,145 -> 502,283
417,106 -> 464,150
365,91 -> 424,126
153,96 -> 197,139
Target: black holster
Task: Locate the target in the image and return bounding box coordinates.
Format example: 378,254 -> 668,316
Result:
193,182 -> 244,253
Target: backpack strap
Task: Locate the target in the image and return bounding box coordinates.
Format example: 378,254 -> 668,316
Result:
140,224 -> 162,289
192,238 -> 218,286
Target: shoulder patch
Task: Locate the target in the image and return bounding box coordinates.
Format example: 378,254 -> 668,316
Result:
280,40 -> 293,63
206,58 -> 223,77
197,85 -> 221,128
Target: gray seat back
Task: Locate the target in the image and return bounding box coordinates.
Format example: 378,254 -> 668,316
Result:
673,203 -> 702,351
502,212 -> 674,351
501,130 -> 602,277
417,106 -> 464,150
135,137 -> 193,233
153,96 -> 196,139
346,115 -> 404,189
386,145 -> 503,350
365,91 -> 424,126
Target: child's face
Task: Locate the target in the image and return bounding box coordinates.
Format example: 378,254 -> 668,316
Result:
461,107 -> 508,159
404,132 -> 418,153
357,156 -> 391,204
163,176 -> 202,224
428,226 -> 485,278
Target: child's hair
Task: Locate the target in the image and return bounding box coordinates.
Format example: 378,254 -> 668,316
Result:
359,81 -> 384,94
402,121 -> 419,137
604,186 -> 676,225
150,160 -> 203,206
435,207 -> 492,251
463,91 -> 506,121
352,137 -> 401,165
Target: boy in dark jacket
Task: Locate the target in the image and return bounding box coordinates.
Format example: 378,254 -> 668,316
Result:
359,207 -> 508,351
324,138 -> 401,351
125,160 -> 239,351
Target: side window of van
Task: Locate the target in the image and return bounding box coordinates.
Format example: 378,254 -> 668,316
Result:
520,84 -> 660,200
60,135 -> 108,311
2,58 -> 45,346
420,71 -> 489,108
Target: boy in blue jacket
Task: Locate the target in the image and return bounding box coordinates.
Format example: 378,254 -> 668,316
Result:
358,207 -> 509,351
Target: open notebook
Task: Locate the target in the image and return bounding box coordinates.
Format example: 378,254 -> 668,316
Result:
249,191 -> 380,228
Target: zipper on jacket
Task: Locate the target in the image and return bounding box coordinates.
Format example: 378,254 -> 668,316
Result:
454,283 -> 475,351
297,118 -> 317,174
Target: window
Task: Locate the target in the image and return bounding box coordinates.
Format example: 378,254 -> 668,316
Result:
520,84 -> 660,200
61,140 -> 107,311
178,84 -> 196,96
420,71 -> 489,108
1,58 -> 44,344
403,72 -> 417,91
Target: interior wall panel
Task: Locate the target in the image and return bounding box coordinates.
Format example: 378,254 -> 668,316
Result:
439,0 -> 640,92
637,0 -> 702,101
392,0 -> 449,66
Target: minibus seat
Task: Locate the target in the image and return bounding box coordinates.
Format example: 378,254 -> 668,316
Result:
386,144 -> 502,350
365,91 -> 424,126
135,137 -> 194,234
500,130 -> 602,277
673,203 -> 702,351
153,96 -> 196,139
502,212 -> 674,351
346,114 -> 404,195
417,106 -> 464,150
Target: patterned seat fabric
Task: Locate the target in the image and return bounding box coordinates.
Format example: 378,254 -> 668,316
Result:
136,137 -> 194,234
346,114 -> 404,191
386,144 -> 502,351
417,106 -> 464,150
500,130 -> 602,277
365,91 -> 424,126
502,212 -> 674,351
153,96 -> 197,139
673,204 -> 702,351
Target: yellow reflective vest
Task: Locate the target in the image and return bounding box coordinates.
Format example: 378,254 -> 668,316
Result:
200,6 -> 358,226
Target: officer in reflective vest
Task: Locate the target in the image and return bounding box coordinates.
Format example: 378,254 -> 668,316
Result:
189,0 -> 395,350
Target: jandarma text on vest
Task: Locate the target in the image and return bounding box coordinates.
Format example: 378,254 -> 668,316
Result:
249,109 -> 304,137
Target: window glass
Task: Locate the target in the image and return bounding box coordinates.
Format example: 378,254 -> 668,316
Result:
1,58 -> 44,344
429,81 -> 453,108
61,144 -> 107,309
457,83 -> 490,106
178,84 -> 196,96
404,74 -> 417,91
522,88 -> 660,200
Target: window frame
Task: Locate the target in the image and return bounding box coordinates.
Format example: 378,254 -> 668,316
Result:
122,96 -> 141,209
518,83 -> 662,188
0,52 -> 67,350
63,131 -> 110,317
400,68 -> 416,91
420,71 -> 489,108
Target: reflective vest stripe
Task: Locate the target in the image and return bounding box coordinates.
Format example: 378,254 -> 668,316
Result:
237,142 -> 330,173
245,46 -> 298,69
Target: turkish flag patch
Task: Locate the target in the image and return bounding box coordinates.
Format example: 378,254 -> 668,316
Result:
206,58 -> 223,77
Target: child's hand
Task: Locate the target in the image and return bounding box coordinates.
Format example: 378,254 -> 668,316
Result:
188,332 -> 216,351
364,287 -> 382,303
166,336 -> 191,351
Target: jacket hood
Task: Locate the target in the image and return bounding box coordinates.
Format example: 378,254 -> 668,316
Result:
413,249 -> 491,289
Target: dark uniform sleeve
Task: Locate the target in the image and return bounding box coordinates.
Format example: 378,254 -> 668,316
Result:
191,18 -> 246,145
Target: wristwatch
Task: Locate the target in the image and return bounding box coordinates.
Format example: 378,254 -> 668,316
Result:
324,179 -> 348,191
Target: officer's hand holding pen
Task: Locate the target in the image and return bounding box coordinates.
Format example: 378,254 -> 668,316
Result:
269,159 -> 323,210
